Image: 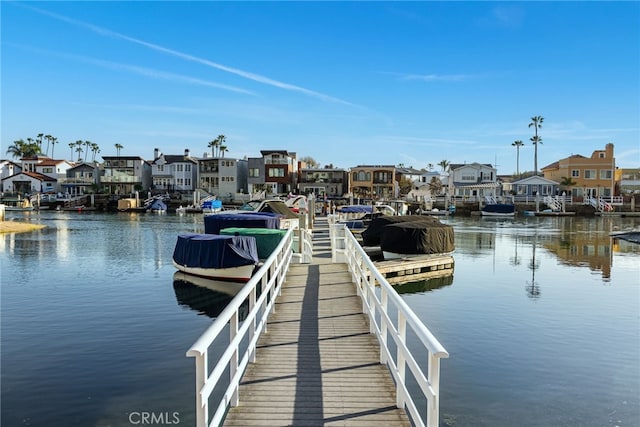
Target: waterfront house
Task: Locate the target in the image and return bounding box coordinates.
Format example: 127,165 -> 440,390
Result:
298,166 -> 348,198
247,150 -> 298,196
197,154 -> 248,201
349,165 -> 396,200
1,170 -> 57,194
541,143 -> 616,199
511,175 -> 560,199
616,168 -> 640,195
448,163 -> 499,200
151,148 -> 198,194
0,160 -> 22,192
101,155 -> 152,195
60,162 -> 100,196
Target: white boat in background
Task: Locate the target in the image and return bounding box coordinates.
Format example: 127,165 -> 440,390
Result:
4,198 -> 35,211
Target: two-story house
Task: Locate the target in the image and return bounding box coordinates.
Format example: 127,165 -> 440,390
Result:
151,148 -> 198,193
541,143 -> 616,198
0,160 -> 22,192
60,162 -> 101,196
247,150 -> 298,196
198,154 -> 248,199
1,156 -> 72,195
298,167 -> 348,198
349,165 -> 396,200
101,155 -> 152,195
448,163 -> 499,200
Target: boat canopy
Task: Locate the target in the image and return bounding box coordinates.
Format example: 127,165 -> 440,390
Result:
220,227 -> 287,259
204,213 -> 280,234
380,220 -> 455,255
339,205 -> 373,213
172,233 -> 259,269
361,215 -> 439,247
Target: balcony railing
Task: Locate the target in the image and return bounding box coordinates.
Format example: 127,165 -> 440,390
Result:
58,177 -> 95,185
101,175 -> 140,183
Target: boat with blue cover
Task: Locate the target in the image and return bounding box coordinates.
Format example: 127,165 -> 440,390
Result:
172,233 -> 259,282
481,196 -> 516,217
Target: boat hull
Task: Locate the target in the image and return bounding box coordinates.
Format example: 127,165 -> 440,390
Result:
481,204 -> 516,217
172,261 -> 255,283
481,210 -> 516,217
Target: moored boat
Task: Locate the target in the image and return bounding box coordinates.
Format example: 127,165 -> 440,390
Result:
219,227 -> 287,260
172,233 -> 259,282
481,195 -> 516,217
481,203 -> 516,217
379,220 -> 455,260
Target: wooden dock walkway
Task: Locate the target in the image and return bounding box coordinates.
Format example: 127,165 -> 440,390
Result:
223,217 -> 411,426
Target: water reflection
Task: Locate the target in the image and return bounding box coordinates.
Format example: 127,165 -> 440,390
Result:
450,216 -> 640,284
526,231 -> 541,299
172,272 -> 247,319
393,274 -> 454,295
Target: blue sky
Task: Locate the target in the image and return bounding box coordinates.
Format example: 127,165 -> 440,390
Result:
2,1 -> 639,174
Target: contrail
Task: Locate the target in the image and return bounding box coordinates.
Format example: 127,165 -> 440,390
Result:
15,2 -> 356,106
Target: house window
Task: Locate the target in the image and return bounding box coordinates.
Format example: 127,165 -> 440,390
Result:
176,164 -> 183,172
185,164 -> 191,172
158,165 -> 164,172
517,185 -> 527,195
462,175 -> 475,181
42,167 -> 53,173
584,170 -> 596,179
249,168 -> 260,177
599,152 -> 606,158
600,169 -> 612,179
541,185 -> 552,195
571,169 -> 580,178
268,168 -> 285,177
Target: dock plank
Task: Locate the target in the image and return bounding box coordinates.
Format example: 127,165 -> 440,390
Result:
223,218 -> 411,427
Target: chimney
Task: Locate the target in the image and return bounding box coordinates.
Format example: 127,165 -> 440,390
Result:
184,149 -> 190,158
154,148 -> 159,159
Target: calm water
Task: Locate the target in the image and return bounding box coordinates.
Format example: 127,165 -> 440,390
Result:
1,211 -> 638,427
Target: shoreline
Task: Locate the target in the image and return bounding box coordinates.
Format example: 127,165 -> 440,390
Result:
0,221 -> 46,234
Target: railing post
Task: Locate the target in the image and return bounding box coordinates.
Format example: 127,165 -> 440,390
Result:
427,352 -> 442,427
380,288 -> 388,365
396,312 -> 407,409
230,311 -> 239,407
249,286 -> 257,363
194,353 -> 208,427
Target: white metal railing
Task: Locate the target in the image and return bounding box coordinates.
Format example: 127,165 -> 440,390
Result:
186,229 -> 294,427
587,197 -> 614,212
329,223 -> 449,427
543,195 -> 562,212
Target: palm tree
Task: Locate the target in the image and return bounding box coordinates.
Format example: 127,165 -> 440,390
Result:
83,140 -> 92,162
115,143 -> 123,156
6,139 -> 40,158
219,145 -> 228,158
75,140 -> 84,162
44,134 -> 52,157
438,160 -> 450,172
559,176 -> 577,195
511,140 -> 525,176
216,135 -> 226,157
90,143 -> 100,162
207,139 -> 218,157
36,133 -> 44,152
75,145 -> 84,161
427,163 -> 434,171
69,142 -> 76,160
528,116 -> 544,175
50,137 -> 58,158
